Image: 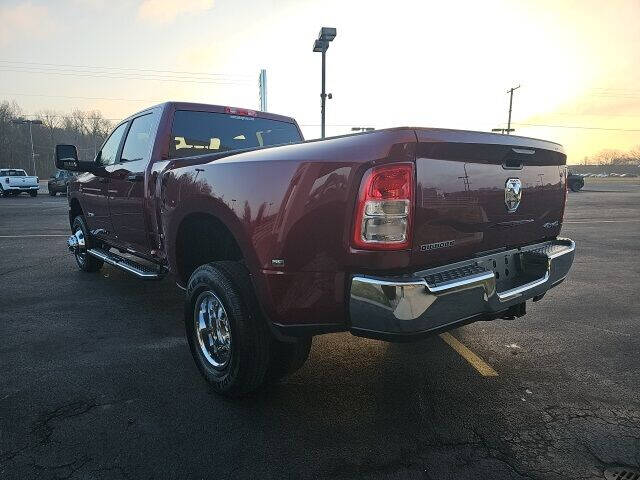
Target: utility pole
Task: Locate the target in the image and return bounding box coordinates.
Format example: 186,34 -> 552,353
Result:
259,69 -> 268,112
12,119 -> 42,176
506,85 -> 520,135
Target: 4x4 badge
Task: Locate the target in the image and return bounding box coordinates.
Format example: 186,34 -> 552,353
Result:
505,178 -> 522,213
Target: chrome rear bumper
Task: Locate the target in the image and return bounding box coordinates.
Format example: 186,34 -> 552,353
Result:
349,238 -> 575,340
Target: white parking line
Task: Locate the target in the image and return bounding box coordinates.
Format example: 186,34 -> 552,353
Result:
0,234 -> 68,238
564,219 -> 640,224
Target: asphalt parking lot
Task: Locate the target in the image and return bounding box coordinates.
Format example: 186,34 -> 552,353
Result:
1,181 -> 639,480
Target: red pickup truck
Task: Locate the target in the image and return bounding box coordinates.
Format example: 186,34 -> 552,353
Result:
55,102 -> 575,396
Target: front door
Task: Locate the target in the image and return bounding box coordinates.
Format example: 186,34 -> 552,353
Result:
81,122 -> 128,241
105,112 -> 157,254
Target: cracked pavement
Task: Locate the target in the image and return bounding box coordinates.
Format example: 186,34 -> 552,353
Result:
1,182 -> 639,479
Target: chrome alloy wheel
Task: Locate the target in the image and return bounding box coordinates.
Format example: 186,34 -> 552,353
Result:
70,227 -> 87,265
194,291 -> 232,369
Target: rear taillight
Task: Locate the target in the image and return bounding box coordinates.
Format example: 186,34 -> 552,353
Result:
352,163 -> 414,250
4,178 -> 8,184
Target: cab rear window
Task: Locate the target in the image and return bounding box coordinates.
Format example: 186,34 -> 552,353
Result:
0,170 -> 26,176
169,110 -> 301,159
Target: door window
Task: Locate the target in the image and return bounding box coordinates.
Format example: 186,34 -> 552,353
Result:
98,123 -> 128,166
121,113 -> 156,163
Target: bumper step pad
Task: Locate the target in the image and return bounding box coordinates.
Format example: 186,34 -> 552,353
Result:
349,238 -> 575,340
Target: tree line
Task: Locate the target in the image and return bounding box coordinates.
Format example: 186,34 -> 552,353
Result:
583,146 -> 640,166
0,100 -> 113,178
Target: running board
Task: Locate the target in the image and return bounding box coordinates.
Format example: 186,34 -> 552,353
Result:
87,248 -> 165,280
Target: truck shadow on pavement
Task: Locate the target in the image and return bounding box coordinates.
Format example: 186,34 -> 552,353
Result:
2,258 -> 638,480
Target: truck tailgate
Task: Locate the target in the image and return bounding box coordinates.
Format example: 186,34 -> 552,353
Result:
8,176 -> 38,187
411,129 -> 566,269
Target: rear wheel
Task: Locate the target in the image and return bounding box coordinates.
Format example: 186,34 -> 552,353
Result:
0,186 -> 5,198
71,215 -> 103,272
185,261 -> 272,397
49,187 -> 56,196
29,190 -> 37,197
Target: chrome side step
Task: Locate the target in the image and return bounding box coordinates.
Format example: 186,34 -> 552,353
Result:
87,248 -> 165,280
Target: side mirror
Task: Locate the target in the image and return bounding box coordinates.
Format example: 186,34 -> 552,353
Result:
55,144 -> 95,172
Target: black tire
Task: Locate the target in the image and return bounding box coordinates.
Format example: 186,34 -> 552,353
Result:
49,188 -> 56,196
71,215 -> 103,272
266,336 -> 312,383
29,190 -> 37,197
570,183 -> 582,192
185,261 -> 272,397
0,186 -> 5,198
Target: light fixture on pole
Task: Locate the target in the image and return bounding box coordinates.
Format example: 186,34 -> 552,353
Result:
12,119 -> 43,176
313,27 -> 337,139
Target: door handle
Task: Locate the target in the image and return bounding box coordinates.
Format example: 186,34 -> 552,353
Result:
126,173 -> 143,182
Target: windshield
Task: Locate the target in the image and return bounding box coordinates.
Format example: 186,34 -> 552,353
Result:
169,110 -> 302,159
0,170 -> 27,176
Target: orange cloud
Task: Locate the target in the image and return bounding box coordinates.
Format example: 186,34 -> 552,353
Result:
0,2 -> 53,46
138,0 -> 214,24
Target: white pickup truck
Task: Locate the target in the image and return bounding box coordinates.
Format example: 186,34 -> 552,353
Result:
0,169 -> 39,197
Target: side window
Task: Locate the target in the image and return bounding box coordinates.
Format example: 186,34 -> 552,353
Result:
121,113 -> 156,163
98,123 -> 128,166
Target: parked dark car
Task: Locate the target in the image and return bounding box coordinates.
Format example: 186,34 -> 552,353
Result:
47,170 -> 75,196
55,101 -> 575,397
567,171 -> 584,192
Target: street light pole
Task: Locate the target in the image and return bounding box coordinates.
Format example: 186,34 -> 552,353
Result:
12,119 -> 42,176
313,27 -> 336,139
28,121 -> 36,176
321,49 -> 326,139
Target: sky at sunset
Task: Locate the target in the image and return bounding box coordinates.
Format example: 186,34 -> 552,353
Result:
0,0 -> 638,163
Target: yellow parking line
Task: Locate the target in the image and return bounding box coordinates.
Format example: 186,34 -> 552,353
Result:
439,332 -> 498,377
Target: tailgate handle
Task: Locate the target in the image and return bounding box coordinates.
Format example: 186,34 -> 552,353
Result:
502,159 -> 523,170
503,148 -> 534,170
503,147 -> 535,170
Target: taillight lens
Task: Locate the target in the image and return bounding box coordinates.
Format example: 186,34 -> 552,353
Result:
4,178 -> 8,184
352,163 -> 414,250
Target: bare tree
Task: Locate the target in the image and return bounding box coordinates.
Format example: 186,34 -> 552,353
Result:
0,101 -> 114,175
37,110 -> 61,164
629,145 -> 640,163
87,110 -> 111,157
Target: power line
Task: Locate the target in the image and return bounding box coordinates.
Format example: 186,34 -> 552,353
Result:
0,59 -> 253,78
1,65 -> 255,83
0,68 -> 254,85
0,92 -> 162,103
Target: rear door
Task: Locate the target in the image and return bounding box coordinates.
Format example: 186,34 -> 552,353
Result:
411,131 -> 566,268
105,111 -> 158,254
